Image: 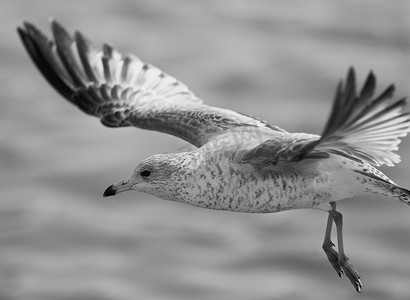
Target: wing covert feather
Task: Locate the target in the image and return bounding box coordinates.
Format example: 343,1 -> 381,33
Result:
18,20 -> 284,147
241,68 -> 410,167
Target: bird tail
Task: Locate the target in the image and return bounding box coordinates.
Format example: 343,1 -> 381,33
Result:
354,169 -> 410,206
381,183 -> 410,207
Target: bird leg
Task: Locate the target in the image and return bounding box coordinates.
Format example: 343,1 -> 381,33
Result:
322,204 -> 344,277
322,202 -> 363,293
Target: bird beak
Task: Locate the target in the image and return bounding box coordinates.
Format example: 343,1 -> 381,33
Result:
103,180 -> 133,197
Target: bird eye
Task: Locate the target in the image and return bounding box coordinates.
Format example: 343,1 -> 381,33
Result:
140,170 -> 151,177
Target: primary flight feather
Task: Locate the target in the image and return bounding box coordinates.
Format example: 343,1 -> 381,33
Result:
18,19 -> 410,293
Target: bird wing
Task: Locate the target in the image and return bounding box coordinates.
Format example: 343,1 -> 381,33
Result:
241,68 -> 410,167
18,20 -> 285,148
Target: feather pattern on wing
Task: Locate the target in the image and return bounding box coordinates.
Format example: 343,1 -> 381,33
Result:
240,132 -> 328,165
17,20 -> 285,147
317,68 -> 410,166
241,68 -> 410,167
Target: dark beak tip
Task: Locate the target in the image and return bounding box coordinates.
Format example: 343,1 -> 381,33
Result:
103,184 -> 116,197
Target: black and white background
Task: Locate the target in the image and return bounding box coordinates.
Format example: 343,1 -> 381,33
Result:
1,1 -> 410,299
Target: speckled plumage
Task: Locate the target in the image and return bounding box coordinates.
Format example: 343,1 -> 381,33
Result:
19,20 -> 410,293
136,127 -> 409,214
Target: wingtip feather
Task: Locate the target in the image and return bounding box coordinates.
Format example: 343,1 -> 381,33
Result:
359,71 -> 376,99
319,68 -> 410,166
51,19 -> 73,47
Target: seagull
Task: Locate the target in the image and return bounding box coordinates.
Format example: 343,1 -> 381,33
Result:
18,20 -> 410,293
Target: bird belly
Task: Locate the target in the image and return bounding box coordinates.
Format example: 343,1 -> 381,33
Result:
176,155 -> 362,213
199,171 -> 334,213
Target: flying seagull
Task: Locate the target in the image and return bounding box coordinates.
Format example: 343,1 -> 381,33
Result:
18,20 -> 410,293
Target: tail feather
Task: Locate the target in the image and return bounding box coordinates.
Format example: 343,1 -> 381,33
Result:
391,186 -> 410,207
317,68 -> 410,167
354,169 -> 410,206
376,182 -> 410,207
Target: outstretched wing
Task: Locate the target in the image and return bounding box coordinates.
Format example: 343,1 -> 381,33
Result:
18,20 -> 285,148
241,68 -> 410,167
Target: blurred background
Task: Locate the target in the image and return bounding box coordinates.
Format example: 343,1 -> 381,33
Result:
1,0 -> 410,299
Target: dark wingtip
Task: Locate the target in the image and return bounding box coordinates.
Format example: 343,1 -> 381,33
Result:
22,21 -> 33,30
359,70 -> 376,99
103,184 -> 116,197
346,67 -> 356,85
51,18 -> 71,41
50,18 -> 62,31
17,21 -> 27,33
16,26 -> 25,38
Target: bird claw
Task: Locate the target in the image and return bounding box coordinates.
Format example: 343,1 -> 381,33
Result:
323,243 -> 362,292
322,205 -> 363,293
322,243 -> 344,278
339,257 -> 363,293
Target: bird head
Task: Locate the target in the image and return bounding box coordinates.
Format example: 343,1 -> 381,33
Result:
103,153 -> 183,200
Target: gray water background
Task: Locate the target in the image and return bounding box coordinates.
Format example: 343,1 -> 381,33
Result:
1,1 -> 410,299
